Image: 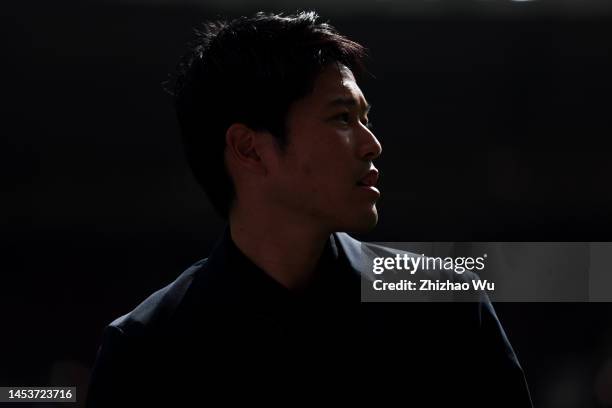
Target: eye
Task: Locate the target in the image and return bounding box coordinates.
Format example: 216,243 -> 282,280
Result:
332,112 -> 373,130
335,112 -> 351,124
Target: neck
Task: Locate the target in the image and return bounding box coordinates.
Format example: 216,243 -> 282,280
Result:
229,205 -> 331,290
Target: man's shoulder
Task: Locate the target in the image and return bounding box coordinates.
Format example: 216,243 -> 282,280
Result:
334,232 -> 422,269
337,232 -> 445,264
335,232 -> 474,281
108,258 -> 208,336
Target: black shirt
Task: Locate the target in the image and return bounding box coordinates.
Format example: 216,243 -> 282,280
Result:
87,228 -> 533,407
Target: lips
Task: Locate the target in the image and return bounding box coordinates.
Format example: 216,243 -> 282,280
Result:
357,169 -> 379,187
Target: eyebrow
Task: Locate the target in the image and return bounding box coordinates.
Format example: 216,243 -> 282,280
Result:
327,97 -> 372,115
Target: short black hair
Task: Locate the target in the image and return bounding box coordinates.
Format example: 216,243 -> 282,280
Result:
170,11 -> 368,219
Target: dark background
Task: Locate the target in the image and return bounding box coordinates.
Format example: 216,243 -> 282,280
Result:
2,0 -> 612,406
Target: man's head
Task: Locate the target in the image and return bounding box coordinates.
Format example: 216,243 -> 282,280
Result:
172,11 -> 381,233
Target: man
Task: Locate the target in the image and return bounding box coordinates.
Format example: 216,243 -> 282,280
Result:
87,11 -> 532,407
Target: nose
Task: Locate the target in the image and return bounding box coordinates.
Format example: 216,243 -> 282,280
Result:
357,123 -> 382,161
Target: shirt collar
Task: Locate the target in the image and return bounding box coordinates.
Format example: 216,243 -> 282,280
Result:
200,225 -> 360,304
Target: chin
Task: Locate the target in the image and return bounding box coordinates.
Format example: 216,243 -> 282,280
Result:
339,206 -> 379,233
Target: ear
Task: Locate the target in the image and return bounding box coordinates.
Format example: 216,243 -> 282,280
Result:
225,123 -> 268,176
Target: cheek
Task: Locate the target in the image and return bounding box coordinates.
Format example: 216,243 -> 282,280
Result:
297,162 -> 323,195
286,131 -> 355,194
298,159 -> 352,203
299,161 -> 313,176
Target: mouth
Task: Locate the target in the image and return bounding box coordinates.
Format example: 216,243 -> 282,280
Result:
356,168 -> 380,196
357,168 -> 379,187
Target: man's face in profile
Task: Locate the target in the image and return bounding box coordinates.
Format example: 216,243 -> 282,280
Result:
267,63 -> 382,233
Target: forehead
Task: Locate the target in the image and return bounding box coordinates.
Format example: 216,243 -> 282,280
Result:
303,64 -> 368,111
